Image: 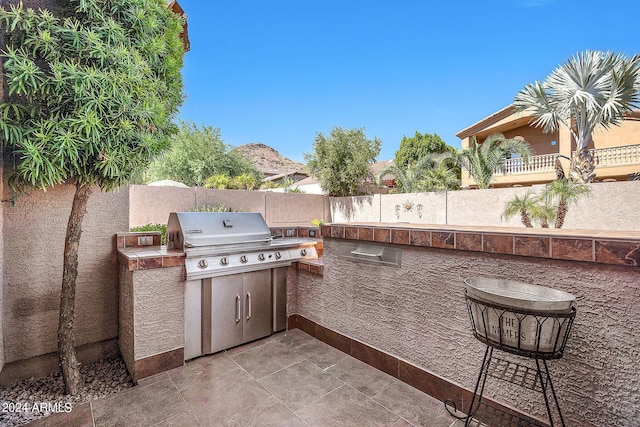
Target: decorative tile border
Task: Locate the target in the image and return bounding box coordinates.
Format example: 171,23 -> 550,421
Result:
117,227 -> 323,272
288,314 -> 546,427
321,224 -> 640,268
133,347 -> 184,382
118,249 -> 185,272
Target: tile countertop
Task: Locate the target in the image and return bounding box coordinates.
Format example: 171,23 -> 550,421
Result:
321,223 -> 640,267
116,231 -> 324,273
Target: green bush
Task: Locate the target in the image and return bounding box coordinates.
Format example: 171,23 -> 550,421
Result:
130,224 -> 167,245
191,203 -> 236,212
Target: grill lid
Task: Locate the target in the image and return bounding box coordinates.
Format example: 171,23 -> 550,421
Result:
167,212 -> 272,252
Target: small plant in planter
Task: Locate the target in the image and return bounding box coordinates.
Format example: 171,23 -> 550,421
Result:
130,224 -> 167,245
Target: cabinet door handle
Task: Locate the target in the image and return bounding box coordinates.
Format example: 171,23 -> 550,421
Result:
246,292 -> 252,320
235,295 -> 241,323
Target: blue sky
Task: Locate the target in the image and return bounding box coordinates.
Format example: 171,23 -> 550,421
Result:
177,0 -> 640,163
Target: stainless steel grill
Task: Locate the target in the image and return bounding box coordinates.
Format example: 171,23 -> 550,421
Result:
168,212 -> 316,280
167,212 -> 317,359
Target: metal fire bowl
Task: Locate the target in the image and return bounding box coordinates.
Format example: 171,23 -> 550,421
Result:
465,292 -> 576,359
464,277 -> 576,313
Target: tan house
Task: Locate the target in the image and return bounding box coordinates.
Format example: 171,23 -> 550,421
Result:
456,105 -> 640,188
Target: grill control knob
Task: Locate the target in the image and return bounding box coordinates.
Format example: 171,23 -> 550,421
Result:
198,259 -> 208,269
240,255 -> 248,264
220,257 -> 229,266
275,251 -> 281,260
258,253 -> 265,261
300,249 -> 307,257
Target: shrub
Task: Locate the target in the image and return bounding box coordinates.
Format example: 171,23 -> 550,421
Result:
191,203 -> 236,212
130,224 -> 167,245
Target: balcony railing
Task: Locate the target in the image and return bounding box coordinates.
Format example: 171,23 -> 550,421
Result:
498,153 -> 557,175
497,144 -> 640,175
588,144 -> 640,167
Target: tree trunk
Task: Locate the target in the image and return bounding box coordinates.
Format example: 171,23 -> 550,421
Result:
520,211 -> 533,228
58,182 -> 93,395
569,148 -> 596,183
555,199 -> 568,229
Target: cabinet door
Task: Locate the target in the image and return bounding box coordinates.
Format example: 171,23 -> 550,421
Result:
243,269 -> 272,343
208,274 -> 244,354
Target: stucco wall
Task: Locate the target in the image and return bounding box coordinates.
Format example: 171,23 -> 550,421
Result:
295,239 -> 640,426
129,185 -> 330,228
2,184 -> 128,363
331,181 -> 640,231
131,266 -> 184,360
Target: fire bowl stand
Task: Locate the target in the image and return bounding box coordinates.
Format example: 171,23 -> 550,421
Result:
447,293 -> 576,427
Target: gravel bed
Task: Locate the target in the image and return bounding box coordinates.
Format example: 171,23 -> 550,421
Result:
0,356 -> 134,426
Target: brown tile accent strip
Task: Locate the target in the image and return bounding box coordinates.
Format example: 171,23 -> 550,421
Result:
456,233 -> 482,252
351,339 -> 398,378
595,240 -> 640,266
289,315 -> 545,427
316,324 -> 352,354
483,234 -> 513,255
134,347 -> 184,382
163,254 -> 186,267
287,314 -> 299,330
296,315 -> 317,337
358,227 -> 374,241
345,226 -> 359,240
514,236 -> 550,258
551,238 -> 593,262
373,228 -> 391,243
138,257 -> 163,270
323,223 -> 640,268
432,231 -> 455,249
409,230 -> 431,247
119,232 -> 162,248
330,225 -> 345,239
320,225 -> 331,238
391,229 -> 410,245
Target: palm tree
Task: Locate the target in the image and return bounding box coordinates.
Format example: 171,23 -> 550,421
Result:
530,193 -> 556,228
502,191 -> 538,227
542,179 -> 591,228
376,153 -> 457,193
420,159 -> 461,191
514,50 -> 640,183
455,133 -> 532,189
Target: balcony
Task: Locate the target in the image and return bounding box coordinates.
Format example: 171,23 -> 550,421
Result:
494,143 -> 640,183
589,143 -> 640,167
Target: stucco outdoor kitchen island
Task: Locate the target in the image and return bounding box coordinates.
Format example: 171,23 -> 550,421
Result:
288,222 -> 640,427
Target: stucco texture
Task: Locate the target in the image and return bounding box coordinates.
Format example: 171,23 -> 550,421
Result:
130,267 -> 184,360
129,185 -> 329,228
330,181 -> 640,231
295,239 -> 640,426
3,185 -> 128,363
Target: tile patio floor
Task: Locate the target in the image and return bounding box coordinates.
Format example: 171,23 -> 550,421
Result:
25,329 -> 475,427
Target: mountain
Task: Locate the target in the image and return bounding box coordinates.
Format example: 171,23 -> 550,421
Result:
234,143 -> 306,175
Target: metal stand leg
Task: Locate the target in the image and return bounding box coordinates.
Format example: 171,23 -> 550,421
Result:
463,345 -> 493,427
535,358 -> 566,427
